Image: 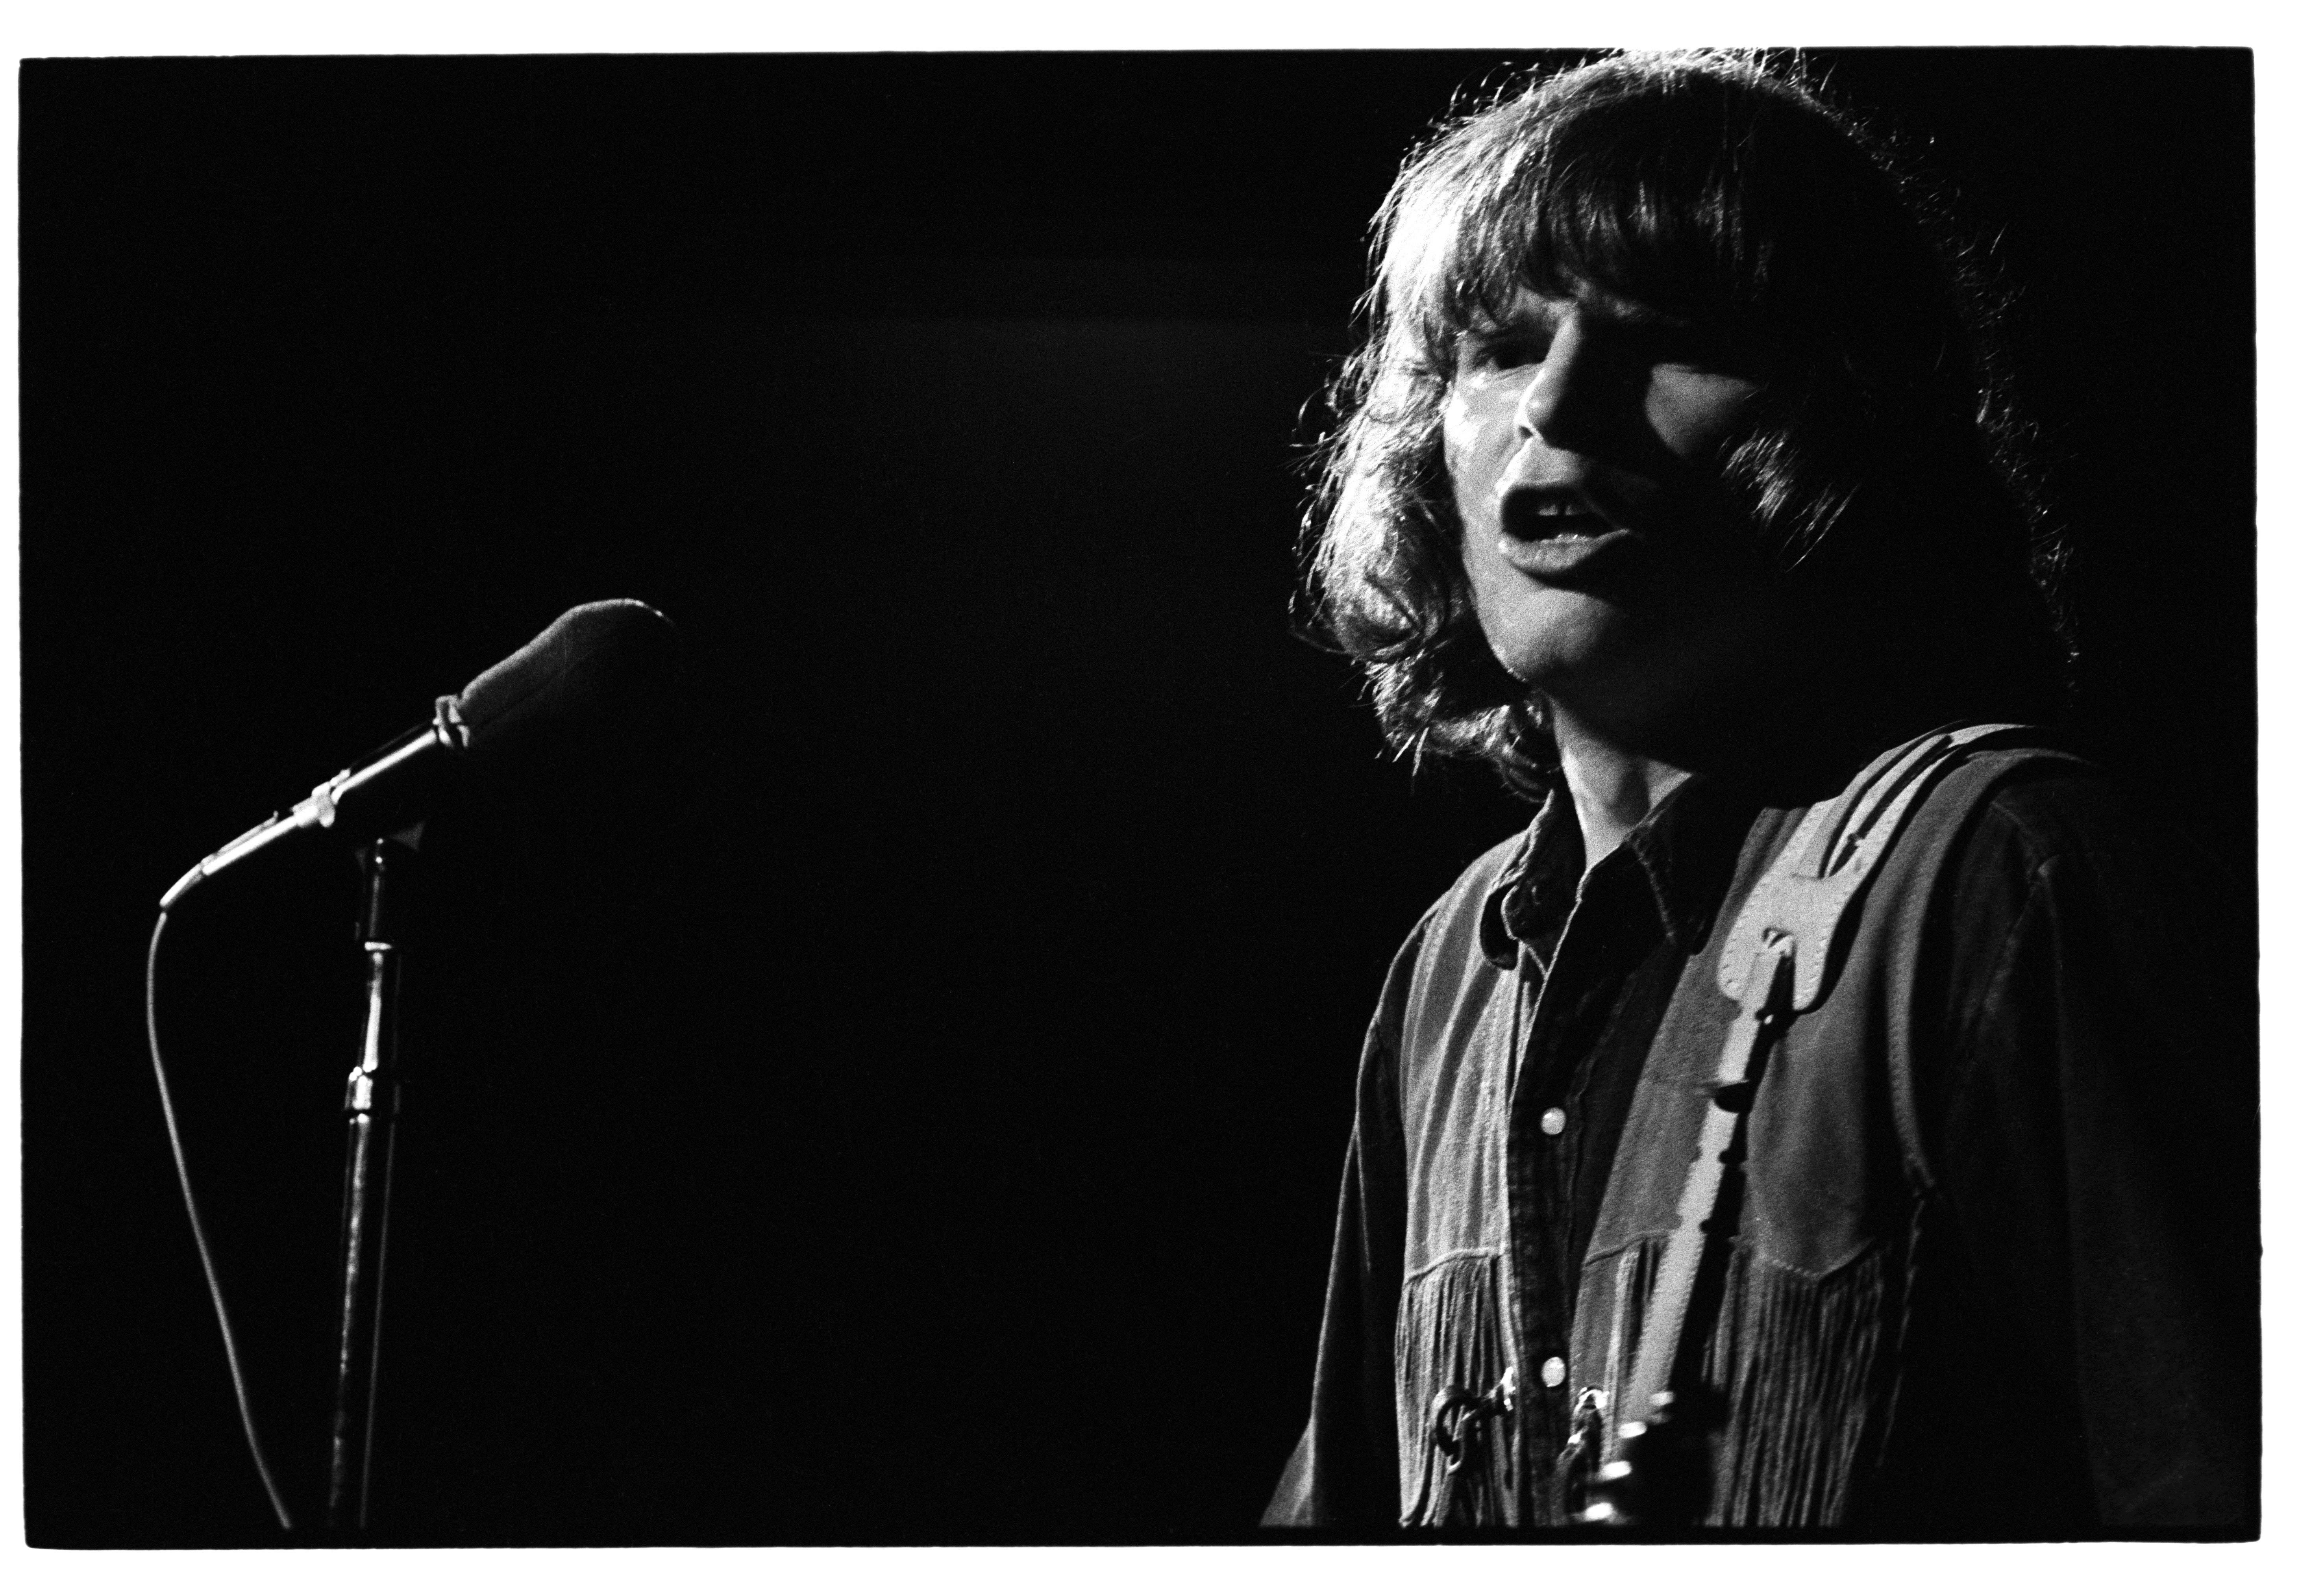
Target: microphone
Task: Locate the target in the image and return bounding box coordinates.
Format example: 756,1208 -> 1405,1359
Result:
159,600 -> 675,911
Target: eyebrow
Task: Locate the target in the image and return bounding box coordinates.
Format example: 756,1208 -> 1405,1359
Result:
1453,286 -> 1689,337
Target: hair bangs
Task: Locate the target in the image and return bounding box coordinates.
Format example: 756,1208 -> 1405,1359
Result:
1382,63 -> 1787,380
1301,50 -> 2064,796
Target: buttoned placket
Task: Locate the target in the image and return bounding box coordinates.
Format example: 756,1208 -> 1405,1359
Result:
1497,850 -> 1663,1522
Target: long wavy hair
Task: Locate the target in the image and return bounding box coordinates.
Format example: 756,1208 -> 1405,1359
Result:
1300,51 -> 2067,799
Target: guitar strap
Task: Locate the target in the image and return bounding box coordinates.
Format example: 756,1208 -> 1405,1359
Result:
1607,722 -> 2046,1449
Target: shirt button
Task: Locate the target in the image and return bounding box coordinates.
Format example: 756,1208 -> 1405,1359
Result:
1538,1106 -> 1568,1137
1540,1356 -> 1568,1389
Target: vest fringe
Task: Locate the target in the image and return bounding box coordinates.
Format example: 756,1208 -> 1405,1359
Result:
1702,1241 -> 1899,1526
1593,1235 -> 1903,1526
1394,1253 -> 1517,1527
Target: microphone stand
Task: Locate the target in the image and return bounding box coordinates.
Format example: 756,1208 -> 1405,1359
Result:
325,831 -> 417,1534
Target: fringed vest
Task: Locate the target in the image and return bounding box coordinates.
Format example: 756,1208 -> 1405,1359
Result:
1390,742 -> 2065,1528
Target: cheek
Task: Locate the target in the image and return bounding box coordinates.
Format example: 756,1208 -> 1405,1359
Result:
1440,402 -> 1476,485
1440,394 -> 1501,522
1645,372 -> 1761,468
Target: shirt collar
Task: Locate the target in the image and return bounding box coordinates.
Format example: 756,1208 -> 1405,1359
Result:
1478,771 -> 1762,969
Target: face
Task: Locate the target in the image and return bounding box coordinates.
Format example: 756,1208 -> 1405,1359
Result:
1443,280 -> 1783,744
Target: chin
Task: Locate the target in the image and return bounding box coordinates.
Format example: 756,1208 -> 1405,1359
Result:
1481,606 -> 1642,695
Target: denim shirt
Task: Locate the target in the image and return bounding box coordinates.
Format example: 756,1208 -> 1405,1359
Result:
1264,756 -> 2256,1533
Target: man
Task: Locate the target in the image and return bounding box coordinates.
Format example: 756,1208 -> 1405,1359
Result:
1265,52 -> 2255,1533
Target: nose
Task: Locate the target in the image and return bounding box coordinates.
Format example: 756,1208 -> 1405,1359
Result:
1516,319 -> 1600,452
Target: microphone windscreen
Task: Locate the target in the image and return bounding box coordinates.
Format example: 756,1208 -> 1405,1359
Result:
454,600 -> 677,765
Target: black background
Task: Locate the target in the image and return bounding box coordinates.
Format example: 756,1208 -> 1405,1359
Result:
20,50 -> 2254,1545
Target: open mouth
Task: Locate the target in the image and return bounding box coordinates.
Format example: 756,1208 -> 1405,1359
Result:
1501,487 -> 1613,542
1496,485 -> 1635,582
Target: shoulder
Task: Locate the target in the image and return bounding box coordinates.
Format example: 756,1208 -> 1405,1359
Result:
1362,825 -> 1532,1061
1911,748 -> 2246,1076
1836,741 -> 2231,1074
1928,752 -> 2220,926
1433,826 -> 1534,937
1375,826 -> 1527,988
1969,757 -> 2167,863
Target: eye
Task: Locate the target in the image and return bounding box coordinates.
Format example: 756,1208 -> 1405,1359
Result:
1455,329 -> 1545,376
1625,319 -> 1746,376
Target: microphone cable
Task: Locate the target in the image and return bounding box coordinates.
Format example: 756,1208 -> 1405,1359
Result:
144,907 -> 296,1532
135,600 -> 673,1534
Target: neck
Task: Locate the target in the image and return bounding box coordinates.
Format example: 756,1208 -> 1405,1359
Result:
1552,704 -> 1695,869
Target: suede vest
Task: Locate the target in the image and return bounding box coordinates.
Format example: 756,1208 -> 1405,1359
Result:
1562,744 -> 2070,1526
1390,743 -> 2071,1527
